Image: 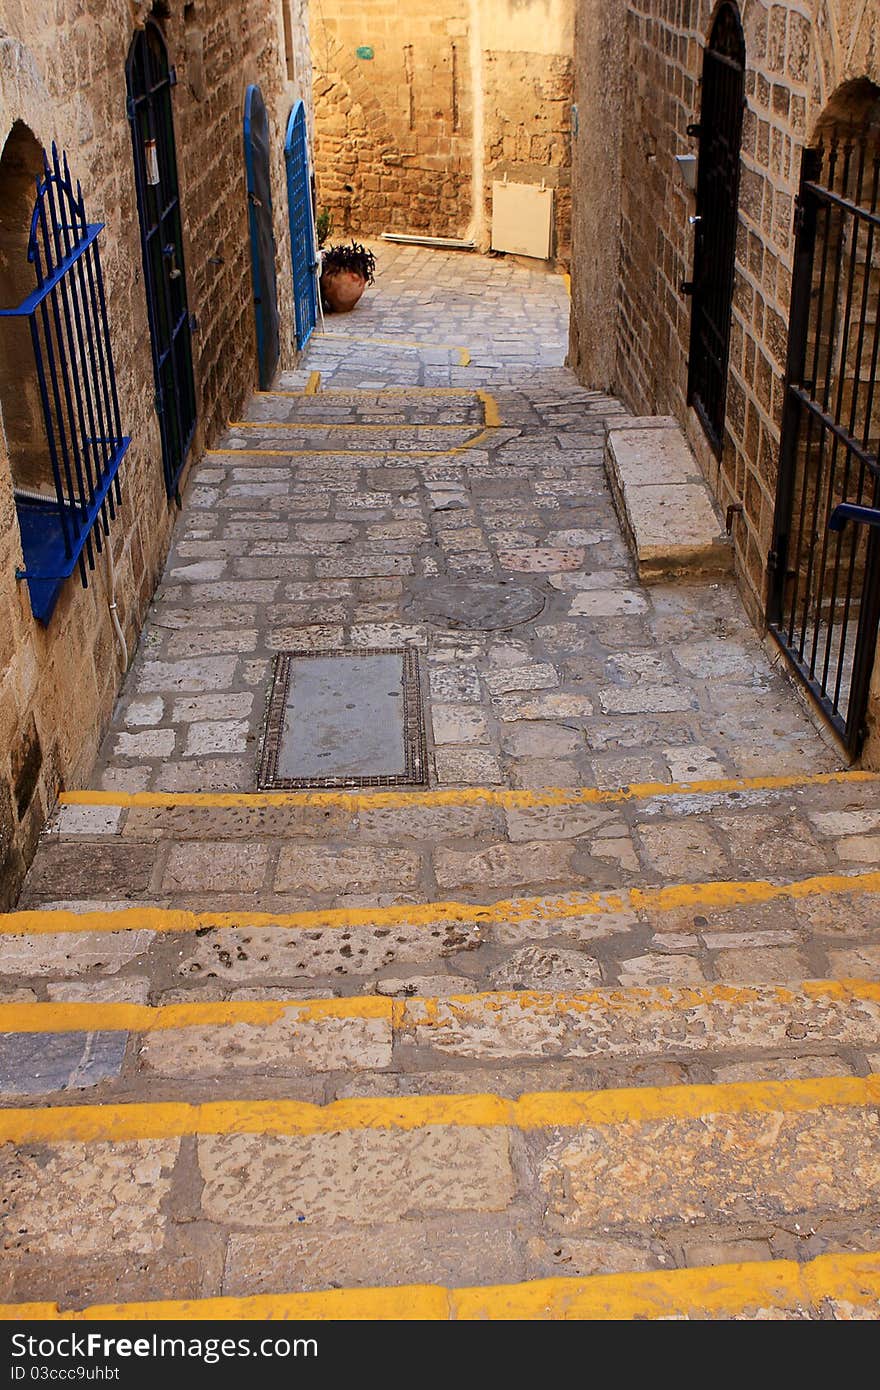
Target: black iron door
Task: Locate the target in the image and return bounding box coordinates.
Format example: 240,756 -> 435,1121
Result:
244,85 -> 280,389
768,131 -> 880,754
687,3 -> 746,456
126,21 -> 197,498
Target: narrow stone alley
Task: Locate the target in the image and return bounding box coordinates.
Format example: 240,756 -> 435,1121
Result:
3,246 -> 880,1320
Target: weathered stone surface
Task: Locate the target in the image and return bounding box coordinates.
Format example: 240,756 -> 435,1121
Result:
431,704 -> 489,744
434,748 -> 505,784
501,722 -> 583,757
177,920 -> 483,981
224,1224 -> 523,1294
275,845 -> 422,894
0,930 -> 154,978
0,1031 -> 127,1094
485,664 -> 559,695
140,1009 -> 391,1075
163,842 -> 271,893
433,839 -> 574,889
19,845 -> 157,903
199,1128 -> 514,1225
0,1142 -> 177,1256
539,1106 -> 880,1226
489,946 -> 602,990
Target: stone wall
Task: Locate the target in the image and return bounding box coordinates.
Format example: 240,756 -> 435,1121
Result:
311,0 -> 573,259
568,0 -> 880,763
0,0 -> 312,907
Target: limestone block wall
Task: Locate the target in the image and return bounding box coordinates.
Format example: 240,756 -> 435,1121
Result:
568,0 -> 880,762
311,0 -> 573,259
310,0 -> 474,238
0,0 -> 311,906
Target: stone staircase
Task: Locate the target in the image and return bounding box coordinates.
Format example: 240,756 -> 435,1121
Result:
2,769 -> 880,1319
2,291 -> 880,1320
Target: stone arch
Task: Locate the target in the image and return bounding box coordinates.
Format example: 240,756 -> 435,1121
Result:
811,74 -> 880,143
0,121 -> 50,496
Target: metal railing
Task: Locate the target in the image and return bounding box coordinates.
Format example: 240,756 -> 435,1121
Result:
0,144 -> 129,624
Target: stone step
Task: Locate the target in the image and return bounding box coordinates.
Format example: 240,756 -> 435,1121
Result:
5,870 -> 879,998
23,773 -> 880,914
7,1250 -> 880,1320
242,386 -> 496,428
0,980 -> 876,1100
605,418 -> 733,582
1,1075 -> 878,1308
220,422 -> 491,453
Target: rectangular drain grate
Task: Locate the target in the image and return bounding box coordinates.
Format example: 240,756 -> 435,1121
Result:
258,646 -> 428,788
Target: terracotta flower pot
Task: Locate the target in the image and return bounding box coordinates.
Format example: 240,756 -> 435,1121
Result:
320,268 -> 367,313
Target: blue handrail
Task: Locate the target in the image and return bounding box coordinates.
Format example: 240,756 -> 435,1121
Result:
829,503 -> 880,532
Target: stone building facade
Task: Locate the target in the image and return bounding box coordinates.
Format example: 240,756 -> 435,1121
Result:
569,0 -> 880,762
0,0 -> 312,906
311,0 -> 574,260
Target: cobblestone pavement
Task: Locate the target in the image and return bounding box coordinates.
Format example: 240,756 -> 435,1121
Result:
86,241 -> 837,798
4,245 -> 880,1319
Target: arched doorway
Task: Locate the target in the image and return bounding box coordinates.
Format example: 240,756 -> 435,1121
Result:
687,2 -> 746,457
126,19 -> 197,499
768,80 -> 880,754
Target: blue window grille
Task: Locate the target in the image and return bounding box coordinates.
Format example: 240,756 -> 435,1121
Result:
0,144 -> 129,624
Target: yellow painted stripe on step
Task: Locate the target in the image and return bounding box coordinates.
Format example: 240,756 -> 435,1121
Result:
0,996 -> 394,1033
3,1252 -> 879,1321
2,979 -> 878,1035
304,370 -> 321,394
229,420 -> 485,430
58,768 -> 880,812
260,387 -> 482,397
315,333 -> 472,366
4,871 -> 880,938
454,1251 -> 880,1321
206,426 -> 494,457
0,1075 -> 877,1143
254,386 -> 500,419
0,1285 -> 449,1322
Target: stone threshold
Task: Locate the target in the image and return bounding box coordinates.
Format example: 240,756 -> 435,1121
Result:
604,416 -> 733,582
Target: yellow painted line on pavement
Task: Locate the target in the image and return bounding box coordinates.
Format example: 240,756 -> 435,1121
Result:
59,768 -> 880,812
0,995 -> 394,1033
1,978 -> 877,1036
4,1251 -> 879,1320
0,1074 -> 876,1143
251,387 -> 501,422
206,427 -> 495,458
314,333 -> 472,366
304,370 -> 321,394
230,420 -> 482,430
3,871 -> 880,938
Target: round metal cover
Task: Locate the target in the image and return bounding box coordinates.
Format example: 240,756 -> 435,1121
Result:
408,580 -> 545,631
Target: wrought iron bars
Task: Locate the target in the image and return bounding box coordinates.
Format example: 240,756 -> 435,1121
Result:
0,143 -> 129,624
768,131 -> 880,752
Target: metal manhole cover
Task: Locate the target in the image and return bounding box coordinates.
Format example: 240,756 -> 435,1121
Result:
407,579 -> 545,631
258,646 -> 427,788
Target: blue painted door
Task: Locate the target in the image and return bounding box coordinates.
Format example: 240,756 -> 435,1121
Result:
244,85 -> 280,389
284,102 -> 317,349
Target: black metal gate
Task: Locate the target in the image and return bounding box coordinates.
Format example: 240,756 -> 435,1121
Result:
244,85 -> 280,390
687,3 -> 746,456
126,21 -> 197,498
768,130 -> 880,754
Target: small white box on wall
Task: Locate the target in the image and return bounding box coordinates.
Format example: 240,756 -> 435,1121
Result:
491,181 -> 554,259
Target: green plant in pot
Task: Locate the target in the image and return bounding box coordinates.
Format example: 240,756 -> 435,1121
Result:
320,241 -> 376,313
